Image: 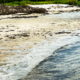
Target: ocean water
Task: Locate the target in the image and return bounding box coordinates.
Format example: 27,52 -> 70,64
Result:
24,42 -> 80,80
48,11 -> 80,19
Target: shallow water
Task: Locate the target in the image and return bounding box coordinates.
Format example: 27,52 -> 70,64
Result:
48,11 -> 80,19
24,42 -> 80,80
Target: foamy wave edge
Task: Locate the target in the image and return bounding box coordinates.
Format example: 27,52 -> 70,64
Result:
0,34 -> 80,80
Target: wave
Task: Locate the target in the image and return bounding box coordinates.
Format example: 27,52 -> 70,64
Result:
1,35 -> 79,80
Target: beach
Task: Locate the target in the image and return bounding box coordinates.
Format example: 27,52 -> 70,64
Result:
0,4 -> 80,80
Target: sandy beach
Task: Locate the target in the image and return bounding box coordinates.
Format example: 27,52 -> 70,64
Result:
0,4 -> 80,80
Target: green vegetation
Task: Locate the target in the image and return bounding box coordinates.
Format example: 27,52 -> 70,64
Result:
0,0 -> 80,6
5,1 -> 54,6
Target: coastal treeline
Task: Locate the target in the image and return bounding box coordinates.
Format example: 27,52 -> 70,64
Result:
0,0 -> 80,6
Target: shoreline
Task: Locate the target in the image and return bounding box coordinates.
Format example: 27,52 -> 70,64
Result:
0,34 -> 80,80
21,35 -> 80,80
0,4 -> 80,80
30,4 -> 80,14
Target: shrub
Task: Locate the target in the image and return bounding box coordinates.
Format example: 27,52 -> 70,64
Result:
19,1 -> 27,6
67,0 -> 77,5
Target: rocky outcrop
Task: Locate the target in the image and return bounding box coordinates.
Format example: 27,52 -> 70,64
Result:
0,5 -> 47,15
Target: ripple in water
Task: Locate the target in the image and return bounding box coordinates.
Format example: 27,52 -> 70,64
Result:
23,42 -> 80,80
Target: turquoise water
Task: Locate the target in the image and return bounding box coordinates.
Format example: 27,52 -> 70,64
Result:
24,42 -> 80,80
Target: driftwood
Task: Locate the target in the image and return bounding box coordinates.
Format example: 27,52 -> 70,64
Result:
0,5 -> 47,15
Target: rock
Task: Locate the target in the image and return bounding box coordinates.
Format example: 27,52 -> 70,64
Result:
5,35 -> 16,39
55,30 -> 71,34
6,31 -> 30,39
0,5 -> 47,15
17,32 -> 30,37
